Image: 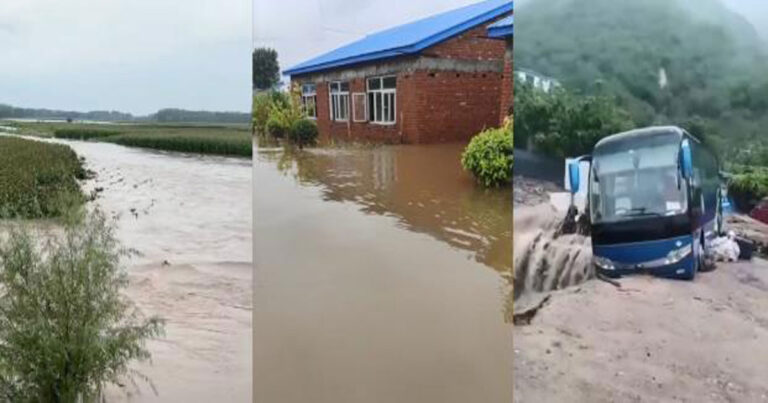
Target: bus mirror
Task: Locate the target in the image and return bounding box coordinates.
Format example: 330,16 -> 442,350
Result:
568,161 -> 580,193
680,142 -> 693,179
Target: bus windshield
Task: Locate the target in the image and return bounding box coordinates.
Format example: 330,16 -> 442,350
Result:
590,139 -> 687,224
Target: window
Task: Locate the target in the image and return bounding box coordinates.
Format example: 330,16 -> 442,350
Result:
301,83 -> 317,118
329,81 -> 350,121
352,93 -> 367,122
367,76 -> 396,124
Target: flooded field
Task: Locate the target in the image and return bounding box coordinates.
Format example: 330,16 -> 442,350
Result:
253,142 -> 513,402
3,134 -> 253,402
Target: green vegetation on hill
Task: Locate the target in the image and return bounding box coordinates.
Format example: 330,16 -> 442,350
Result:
516,0 -> 768,160
517,0 -> 768,209
0,137 -> 85,219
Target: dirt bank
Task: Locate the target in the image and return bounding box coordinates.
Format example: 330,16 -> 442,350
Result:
514,260 -> 768,402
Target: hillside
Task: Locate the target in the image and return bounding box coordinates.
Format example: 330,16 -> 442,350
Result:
515,0 -> 768,161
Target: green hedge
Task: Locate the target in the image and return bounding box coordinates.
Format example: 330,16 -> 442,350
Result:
461,126 -> 513,187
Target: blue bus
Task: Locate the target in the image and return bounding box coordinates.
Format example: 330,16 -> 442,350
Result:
568,126 -> 722,280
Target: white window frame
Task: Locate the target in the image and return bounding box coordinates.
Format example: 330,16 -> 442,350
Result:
329,81 -> 350,122
301,83 -> 317,119
352,92 -> 367,122
367,76 -> 397,125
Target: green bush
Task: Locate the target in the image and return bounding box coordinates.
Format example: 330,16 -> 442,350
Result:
266,115 -> 288,138
289,119 -> 318,146
728,169 -> 768,212
53,128 -> 121,140
0,137 -> 85,219
461,125 -> 513,187
0,210 -> 164,401
252,93 -> 272,136
515,83 -> 634,157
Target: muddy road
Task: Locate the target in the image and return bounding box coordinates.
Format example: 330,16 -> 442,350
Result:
32,137 -> 253,402
254,143 -> 512,403
514,177 -> 768,403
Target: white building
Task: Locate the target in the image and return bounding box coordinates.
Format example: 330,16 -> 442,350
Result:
516,69 -> 560,93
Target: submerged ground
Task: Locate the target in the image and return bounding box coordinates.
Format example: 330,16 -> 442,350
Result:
513,176 -> 768,403
253,141 -> 513,402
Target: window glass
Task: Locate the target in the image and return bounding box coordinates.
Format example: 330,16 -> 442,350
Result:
383,77 -> 396,89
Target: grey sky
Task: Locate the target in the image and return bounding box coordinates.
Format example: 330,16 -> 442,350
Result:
0,0 -> 251,115
253,0 -> 487,80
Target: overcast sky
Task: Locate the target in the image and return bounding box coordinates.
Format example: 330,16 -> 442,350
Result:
0,0 -> 251,115
253,0 -> 484,80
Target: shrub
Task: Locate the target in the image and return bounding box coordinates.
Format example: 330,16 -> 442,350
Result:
515,82 -> 634,157
289,119 -> 318,147
0,210 -> 164,401
266,115 -> 288,138
252,93 -> 272,136
0,137 -> 85,219
728,169 -> 768,212
461,123 -> 513,187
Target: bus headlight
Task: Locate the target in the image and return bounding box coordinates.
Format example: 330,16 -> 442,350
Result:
665,243 -> 692,264
592,255 -> 615,271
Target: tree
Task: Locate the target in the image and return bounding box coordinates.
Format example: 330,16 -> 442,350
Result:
252,47 -> 280,91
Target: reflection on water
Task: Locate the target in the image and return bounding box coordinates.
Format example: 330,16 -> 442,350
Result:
254,139 -> 512,403
257,139 -> 512,274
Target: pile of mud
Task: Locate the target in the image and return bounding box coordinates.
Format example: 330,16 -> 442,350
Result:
513,204 -> 593,316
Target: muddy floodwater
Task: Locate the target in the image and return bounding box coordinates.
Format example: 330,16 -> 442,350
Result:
10,136 -> 253,402
253,141 -> 512,402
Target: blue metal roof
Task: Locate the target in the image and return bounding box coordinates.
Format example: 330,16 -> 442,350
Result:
284,0 -> 513,76
488,15 -> 513,38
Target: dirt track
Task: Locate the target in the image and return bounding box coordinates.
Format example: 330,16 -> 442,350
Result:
514,261 -> 768,402
513,177 -> 768,403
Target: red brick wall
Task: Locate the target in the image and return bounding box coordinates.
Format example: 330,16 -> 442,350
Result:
314,77 -> 405,144
403,71 -> 502,143
422,17 -> 508,61
500,41 -> 513,125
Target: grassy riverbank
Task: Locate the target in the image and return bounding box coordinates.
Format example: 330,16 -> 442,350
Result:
4,121 -> 252,157
0,137 -> 85,219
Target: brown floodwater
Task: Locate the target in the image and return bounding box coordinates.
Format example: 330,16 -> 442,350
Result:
8,135 -> 253,402
253,140 -> 513,403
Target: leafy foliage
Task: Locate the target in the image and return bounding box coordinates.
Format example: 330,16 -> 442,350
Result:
461,121 -> 513,187
252,47 -> 280,91
515,83 -> 634,157
289,119 -> 318,147
0,210 -> 164,402
0,137 -> 85,219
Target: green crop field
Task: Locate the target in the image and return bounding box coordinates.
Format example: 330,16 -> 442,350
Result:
4,121 -> 252,157
0,137 -> 85,219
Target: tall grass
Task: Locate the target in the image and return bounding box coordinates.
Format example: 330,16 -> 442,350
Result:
0,137 -> 85,218
53,128 -> 121,140
105,132 -> 252,157
0,209 -> 164,401
13,122 -> 252,157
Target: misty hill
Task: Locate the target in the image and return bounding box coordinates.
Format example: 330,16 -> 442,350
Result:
515,0 -> 768,128
0,104 -> 250,124
722,0 -> 768,41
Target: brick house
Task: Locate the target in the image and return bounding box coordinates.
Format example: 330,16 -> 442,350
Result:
488,15 -> 513,123
283,0 -> 513,144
